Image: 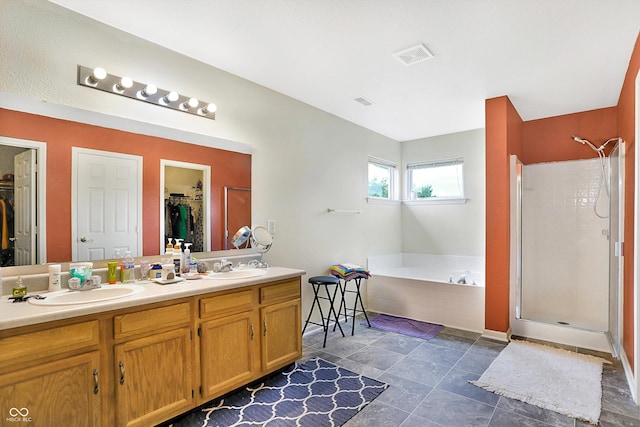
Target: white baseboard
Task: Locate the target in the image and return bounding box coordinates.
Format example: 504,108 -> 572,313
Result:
482,328 -> 512,342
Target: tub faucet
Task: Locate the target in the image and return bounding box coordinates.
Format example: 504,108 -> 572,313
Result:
457,273 -> 467,284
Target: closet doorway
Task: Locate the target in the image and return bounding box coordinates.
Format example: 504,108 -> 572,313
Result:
0,136 -> 46,266
160,160 -> 211,254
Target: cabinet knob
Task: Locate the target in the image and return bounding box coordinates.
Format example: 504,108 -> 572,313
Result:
119,361 -> 125,385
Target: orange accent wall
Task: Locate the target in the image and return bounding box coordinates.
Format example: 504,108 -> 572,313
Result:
617,32 -> 640,371
485,96 -> 522,332
522,107 -> 618,164
0,109 -> 251,262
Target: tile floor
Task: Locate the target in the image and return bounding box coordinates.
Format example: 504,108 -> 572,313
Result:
301,315 -> 640,427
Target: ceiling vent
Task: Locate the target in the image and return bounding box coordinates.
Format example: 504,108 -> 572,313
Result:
393,43 -> 434,66
354,96 -> 374,106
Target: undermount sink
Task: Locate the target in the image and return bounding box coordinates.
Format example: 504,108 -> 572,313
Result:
208,269 -> 268,280
28,284 -> 145,306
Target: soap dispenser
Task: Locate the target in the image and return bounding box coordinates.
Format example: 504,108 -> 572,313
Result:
12,276 -> 26,297
182,243 -> 192,274
165,238 -> 174,256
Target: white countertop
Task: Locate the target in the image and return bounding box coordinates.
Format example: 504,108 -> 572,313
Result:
0,267 -> 306,331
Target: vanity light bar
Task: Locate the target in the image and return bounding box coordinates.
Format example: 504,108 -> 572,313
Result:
76,65 -> 216,120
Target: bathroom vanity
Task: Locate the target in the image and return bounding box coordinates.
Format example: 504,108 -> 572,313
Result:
0,267 -> 304,427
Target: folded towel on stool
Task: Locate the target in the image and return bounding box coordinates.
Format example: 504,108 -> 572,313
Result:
330,263 -> 371,279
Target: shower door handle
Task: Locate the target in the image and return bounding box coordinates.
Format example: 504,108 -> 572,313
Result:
614,241 -> 624,257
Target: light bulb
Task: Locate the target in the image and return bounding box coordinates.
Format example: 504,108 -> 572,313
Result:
181,97 -> 199,110
162,91 -> 179,104
86,67 -> 107,85
114,76 -> 133,92
92,67 -> 107,80
199,103 -> 217,115
140,84 -> 157,98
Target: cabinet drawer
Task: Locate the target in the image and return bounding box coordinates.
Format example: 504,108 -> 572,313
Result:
0,320 -> 99,366
114,302 -> 190,339
200,289 -> 255,320
260,279 -> 300,305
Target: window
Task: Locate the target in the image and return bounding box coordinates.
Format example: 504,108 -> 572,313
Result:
368,158 -> 396,199
407,158 -> 464,200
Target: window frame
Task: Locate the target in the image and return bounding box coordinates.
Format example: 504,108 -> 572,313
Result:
367,157 -> 397,201
405,158 -> 467,204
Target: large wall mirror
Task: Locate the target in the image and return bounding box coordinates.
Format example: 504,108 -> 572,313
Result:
0,106 -> 251,272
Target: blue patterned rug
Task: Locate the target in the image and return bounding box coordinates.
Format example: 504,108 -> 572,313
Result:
166,358 -> 388,427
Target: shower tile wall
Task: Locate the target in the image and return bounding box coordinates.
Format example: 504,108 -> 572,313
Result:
521,158 -> 609,331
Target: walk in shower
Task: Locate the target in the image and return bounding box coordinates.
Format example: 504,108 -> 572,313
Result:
511,138 -> 623,354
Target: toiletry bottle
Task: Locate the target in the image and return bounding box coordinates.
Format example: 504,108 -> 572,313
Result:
12,276 -> 26,297
173,239 -> 182,276
121,250 -> 135,283
114,248 -> 122,282
182,243 -> 192,274
166,238 -> 174,256
48,264 -> 62,292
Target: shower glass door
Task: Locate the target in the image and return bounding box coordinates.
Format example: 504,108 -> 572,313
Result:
608,141 -> 623,357
520,159 -> 609,331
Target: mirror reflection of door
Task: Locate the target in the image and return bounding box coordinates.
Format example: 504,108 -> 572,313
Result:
224,187 -> 251,249
0,137 -> 45,267
72,148 -> 142,261
13,149 -> 37,265
161,161 -> 211,254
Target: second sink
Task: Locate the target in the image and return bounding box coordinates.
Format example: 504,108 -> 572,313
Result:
28,284 -> 145,306
207,269 -> 268,280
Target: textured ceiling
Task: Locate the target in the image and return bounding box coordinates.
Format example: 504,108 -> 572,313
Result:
50,0 -> 640,141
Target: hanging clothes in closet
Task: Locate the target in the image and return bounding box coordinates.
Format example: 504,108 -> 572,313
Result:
165,195 -> 201,250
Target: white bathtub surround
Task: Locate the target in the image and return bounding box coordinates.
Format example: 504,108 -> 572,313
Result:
366,253 -> 485,332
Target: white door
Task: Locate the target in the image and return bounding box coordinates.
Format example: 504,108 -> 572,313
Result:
73,149 -> 142,261
13,149 -> 36,265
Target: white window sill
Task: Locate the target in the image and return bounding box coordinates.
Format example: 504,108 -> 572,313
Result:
403,197 -> 468,205
366,197 -> 401,206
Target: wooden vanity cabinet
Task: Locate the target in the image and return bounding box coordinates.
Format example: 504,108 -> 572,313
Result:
198,289 -> 260,402
196,278 -> 302,404
259,279 -> 302,372
113,302 -> 193,427
0,320 -> 102,427
0,274 -> 302,427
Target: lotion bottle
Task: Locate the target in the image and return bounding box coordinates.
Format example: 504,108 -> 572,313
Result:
48,264 -> 62,291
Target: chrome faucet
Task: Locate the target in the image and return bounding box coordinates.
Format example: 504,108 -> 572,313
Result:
216,259 -> 234,272
457,273 -> 467,284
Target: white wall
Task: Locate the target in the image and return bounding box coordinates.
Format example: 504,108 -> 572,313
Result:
400,129 -> 485,256
0,0 -> 402,318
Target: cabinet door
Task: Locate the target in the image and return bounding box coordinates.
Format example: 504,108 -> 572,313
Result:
261,298 -> 302,372
200,311 -> 259,401
114,327 -> 193,427
0,351 -> 101,426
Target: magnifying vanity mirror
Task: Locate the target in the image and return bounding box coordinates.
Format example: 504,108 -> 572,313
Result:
230,225 -> 273,267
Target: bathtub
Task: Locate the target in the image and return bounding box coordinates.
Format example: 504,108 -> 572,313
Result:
366,253 -> 485,332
